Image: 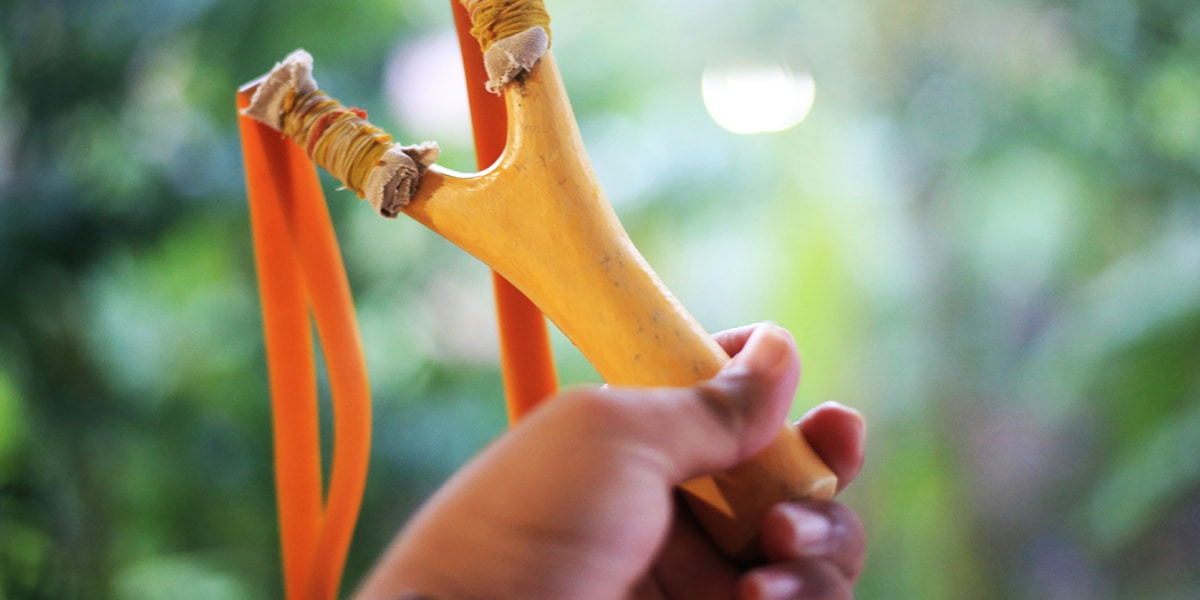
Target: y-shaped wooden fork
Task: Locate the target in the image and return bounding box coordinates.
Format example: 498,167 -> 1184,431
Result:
398,50 -> 837,559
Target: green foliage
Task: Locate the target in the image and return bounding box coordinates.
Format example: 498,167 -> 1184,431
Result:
2,0 -> 1199,598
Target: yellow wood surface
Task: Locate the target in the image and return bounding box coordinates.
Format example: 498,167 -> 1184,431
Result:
404,53 -> 837,559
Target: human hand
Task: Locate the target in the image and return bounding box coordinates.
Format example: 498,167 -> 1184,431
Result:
354,323 -> 866,600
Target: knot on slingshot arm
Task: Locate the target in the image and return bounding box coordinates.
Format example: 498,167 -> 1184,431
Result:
241,49 -> 440,218
460,0 -> 551,92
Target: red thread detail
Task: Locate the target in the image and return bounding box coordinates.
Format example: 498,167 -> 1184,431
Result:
308,111 -> 339,156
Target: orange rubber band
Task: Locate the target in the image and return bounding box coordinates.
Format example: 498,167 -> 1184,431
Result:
239,91 -> 372,600
453,0 -> 559,422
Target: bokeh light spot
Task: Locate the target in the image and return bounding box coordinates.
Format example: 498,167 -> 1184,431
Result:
701,65 -> 815,134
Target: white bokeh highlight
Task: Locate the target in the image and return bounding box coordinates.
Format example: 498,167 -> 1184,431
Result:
702,65 -> 816,134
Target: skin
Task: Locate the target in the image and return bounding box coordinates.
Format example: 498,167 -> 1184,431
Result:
355,323 -> 866,600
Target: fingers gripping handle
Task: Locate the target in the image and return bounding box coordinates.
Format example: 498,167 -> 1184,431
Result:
534,240 -> 838,560
683,424 -> 838,560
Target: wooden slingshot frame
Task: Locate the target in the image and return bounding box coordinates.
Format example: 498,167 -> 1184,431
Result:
238,1 -> 837,598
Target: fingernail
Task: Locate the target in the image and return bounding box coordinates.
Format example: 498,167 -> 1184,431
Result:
781,504 -> 831,552
751,571 -> 802,600
729,323 -> 789,376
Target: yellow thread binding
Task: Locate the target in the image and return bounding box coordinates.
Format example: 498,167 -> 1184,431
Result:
243,50 -> 440,217
281,90 -> 393,198
461,0 -> 551,51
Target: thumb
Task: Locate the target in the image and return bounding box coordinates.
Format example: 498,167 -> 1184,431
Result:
599,323 -> 801,484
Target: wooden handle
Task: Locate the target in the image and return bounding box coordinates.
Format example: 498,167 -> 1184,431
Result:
403,53 -> 836,559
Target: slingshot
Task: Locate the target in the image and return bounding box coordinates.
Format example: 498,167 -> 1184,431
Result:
238,2 -> 838,598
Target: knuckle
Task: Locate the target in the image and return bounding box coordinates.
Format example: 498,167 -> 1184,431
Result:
814,501 -> 866,581
692,378 -> 747,435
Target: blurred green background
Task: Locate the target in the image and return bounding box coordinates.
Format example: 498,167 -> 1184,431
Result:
2,0 -> 1199,598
